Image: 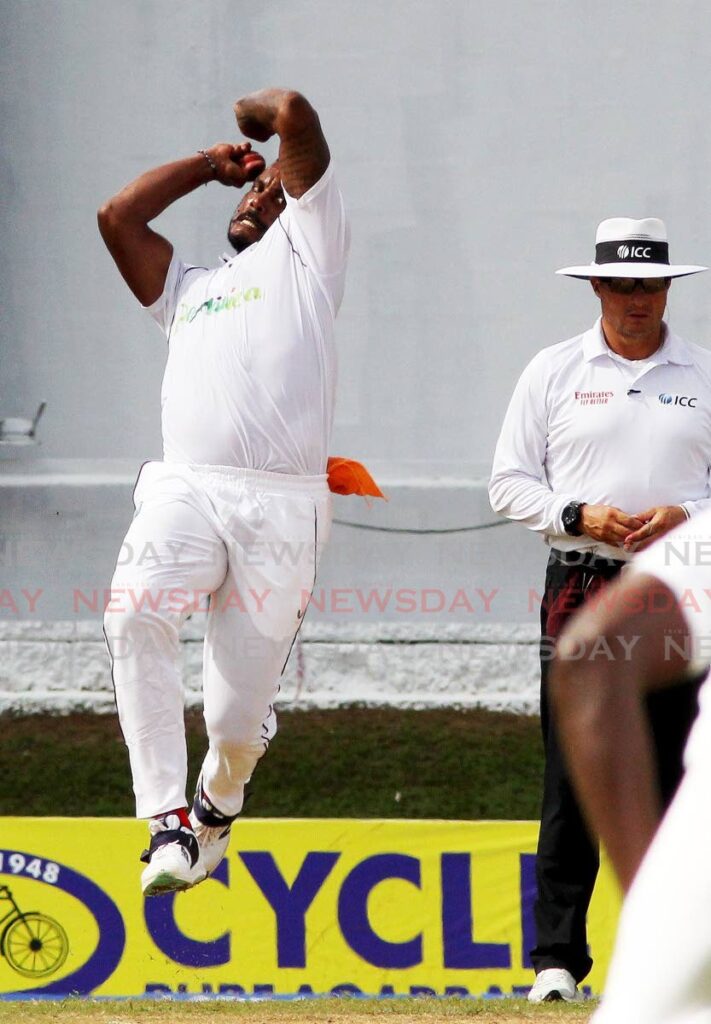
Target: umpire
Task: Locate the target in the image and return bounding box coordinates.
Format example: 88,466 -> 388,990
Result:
489,217 -> 711,1003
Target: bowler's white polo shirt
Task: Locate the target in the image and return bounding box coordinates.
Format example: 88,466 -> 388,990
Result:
146,162 -> 349,476
489,318 -> 711,561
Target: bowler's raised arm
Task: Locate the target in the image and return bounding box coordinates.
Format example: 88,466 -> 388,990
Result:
235,88 -> 330,198
97,144 -> 264,306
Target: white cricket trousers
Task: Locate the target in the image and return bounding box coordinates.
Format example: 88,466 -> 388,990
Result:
104,461 -> 331,819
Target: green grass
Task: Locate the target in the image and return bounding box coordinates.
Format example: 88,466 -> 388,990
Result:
0,708 -> 543,819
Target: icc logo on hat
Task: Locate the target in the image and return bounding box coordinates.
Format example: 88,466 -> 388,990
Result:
616,244 -> 652,260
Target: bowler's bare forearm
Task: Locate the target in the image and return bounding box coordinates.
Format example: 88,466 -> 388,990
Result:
98,155 -> 214,306
100,155 -> 215,234
98,144 -> 261,307
551,575 -> 691,891
553,651 -> 662,892
235,88 -> 329,198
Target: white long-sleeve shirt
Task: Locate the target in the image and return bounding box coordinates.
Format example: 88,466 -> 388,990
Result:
489,318 -> 711,560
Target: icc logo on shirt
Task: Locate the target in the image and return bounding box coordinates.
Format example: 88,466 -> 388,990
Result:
659,393 -> 697,407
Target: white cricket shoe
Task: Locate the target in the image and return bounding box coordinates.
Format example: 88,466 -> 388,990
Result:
528,968 -> 584,1003
140,813 -> 207,897
189,777 -> 236,876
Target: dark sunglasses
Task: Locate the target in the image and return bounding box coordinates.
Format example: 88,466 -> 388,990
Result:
599,277 -> 671,295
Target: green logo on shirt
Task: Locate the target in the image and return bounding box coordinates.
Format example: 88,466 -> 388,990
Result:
175,286 -> 263,329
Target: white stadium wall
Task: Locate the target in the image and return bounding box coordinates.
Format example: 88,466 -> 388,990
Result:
3,1 -> 711,712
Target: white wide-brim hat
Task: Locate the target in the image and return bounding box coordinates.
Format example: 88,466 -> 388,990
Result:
557,217 -> 708,279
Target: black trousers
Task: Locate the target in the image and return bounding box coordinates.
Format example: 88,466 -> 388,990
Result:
530,549 -> 702,983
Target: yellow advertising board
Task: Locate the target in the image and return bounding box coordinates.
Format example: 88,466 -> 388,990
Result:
0,818 -> 621,999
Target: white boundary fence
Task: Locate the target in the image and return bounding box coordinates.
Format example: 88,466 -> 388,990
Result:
0,620 -> 540,715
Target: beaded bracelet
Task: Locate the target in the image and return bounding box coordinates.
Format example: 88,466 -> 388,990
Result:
197,149 -> 218,178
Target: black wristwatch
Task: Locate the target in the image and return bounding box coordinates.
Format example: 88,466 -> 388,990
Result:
562,501 -> 586,537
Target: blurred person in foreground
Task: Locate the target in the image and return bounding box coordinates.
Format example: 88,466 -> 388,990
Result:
551,509 -> 711,1023
489,217 -> 711,1001
98,88 -> 350,896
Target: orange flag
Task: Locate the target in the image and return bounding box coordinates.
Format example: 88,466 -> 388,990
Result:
327,457 -> 386,499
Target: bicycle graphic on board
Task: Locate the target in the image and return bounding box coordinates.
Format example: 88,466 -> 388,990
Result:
0,884 -> 68,978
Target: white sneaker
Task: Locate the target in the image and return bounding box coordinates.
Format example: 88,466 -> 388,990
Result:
189,777 -> 236,877
140,813 -> 207,897
528,968 -> 583,1003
